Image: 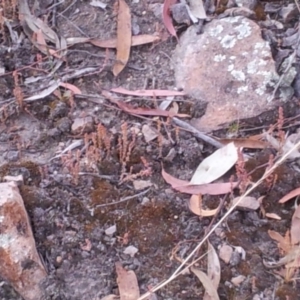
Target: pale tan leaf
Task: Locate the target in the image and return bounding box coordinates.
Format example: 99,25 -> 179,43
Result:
90,34 -> 160,48
113,0 -> 131,76
278,187 -> 300,203
204,241 -> 220,300
191,267 -> 220,300
116,262 -> 140,300
190,142 -> 238,185
265,213 -> 281,220
291,205 -> 300,245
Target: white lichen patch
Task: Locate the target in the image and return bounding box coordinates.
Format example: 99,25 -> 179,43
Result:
228,64 -> 234,72
237,86 -> 248,94
223,16 -> 241,23
258,59 -> 267,66
254,42 -> 265,49
230,56 -> 236,60
247,60 -> 259,74
214,54 -> 226,62
236,21 -> 251,39
255,86 -> 265,96
231,70 -> 245,81
221,35 -> 236,48
209,24 -> 224,37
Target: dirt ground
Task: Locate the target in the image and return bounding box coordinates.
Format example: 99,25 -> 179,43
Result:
1,0 -> 300,299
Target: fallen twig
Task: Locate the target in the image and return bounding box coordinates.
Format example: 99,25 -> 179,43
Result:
172,117 -> 223,148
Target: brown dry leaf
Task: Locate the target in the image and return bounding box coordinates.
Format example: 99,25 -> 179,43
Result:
111,87 -> 186,97
204,241 -> 220,300
113,0 -> 132,76
162,168 -> 238,195
189,194 -> 220,217
102,90 -> 189,118
90,34 -> 160,48
291,205 -> 300,245
191,267 -> 220,300
278,187 -> 300,203
116,262 -> 140,300
218,138 -> 269,149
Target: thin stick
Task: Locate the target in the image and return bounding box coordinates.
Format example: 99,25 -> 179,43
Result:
172,117 -> 224,148
94,188 -> 150,208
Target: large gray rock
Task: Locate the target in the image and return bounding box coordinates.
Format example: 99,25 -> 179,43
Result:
173,16 -> 291,132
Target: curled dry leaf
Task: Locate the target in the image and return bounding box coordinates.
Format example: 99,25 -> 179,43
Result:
113,0 -> 132,76
162,168 -> 238,195
189,194 -> 220,217
116,262 -> 140,300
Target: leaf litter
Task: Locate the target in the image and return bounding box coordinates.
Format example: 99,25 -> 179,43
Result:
2,0 -> 300,299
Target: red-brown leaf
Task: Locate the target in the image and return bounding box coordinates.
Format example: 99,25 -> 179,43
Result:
163,0 -> 178,40
162,169 -> 237,195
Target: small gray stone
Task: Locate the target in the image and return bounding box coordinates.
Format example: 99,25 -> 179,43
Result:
57,117 -> 72,133
105,225 -> 116,236
6,151 -> 19,161
71,116 -> 94,134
